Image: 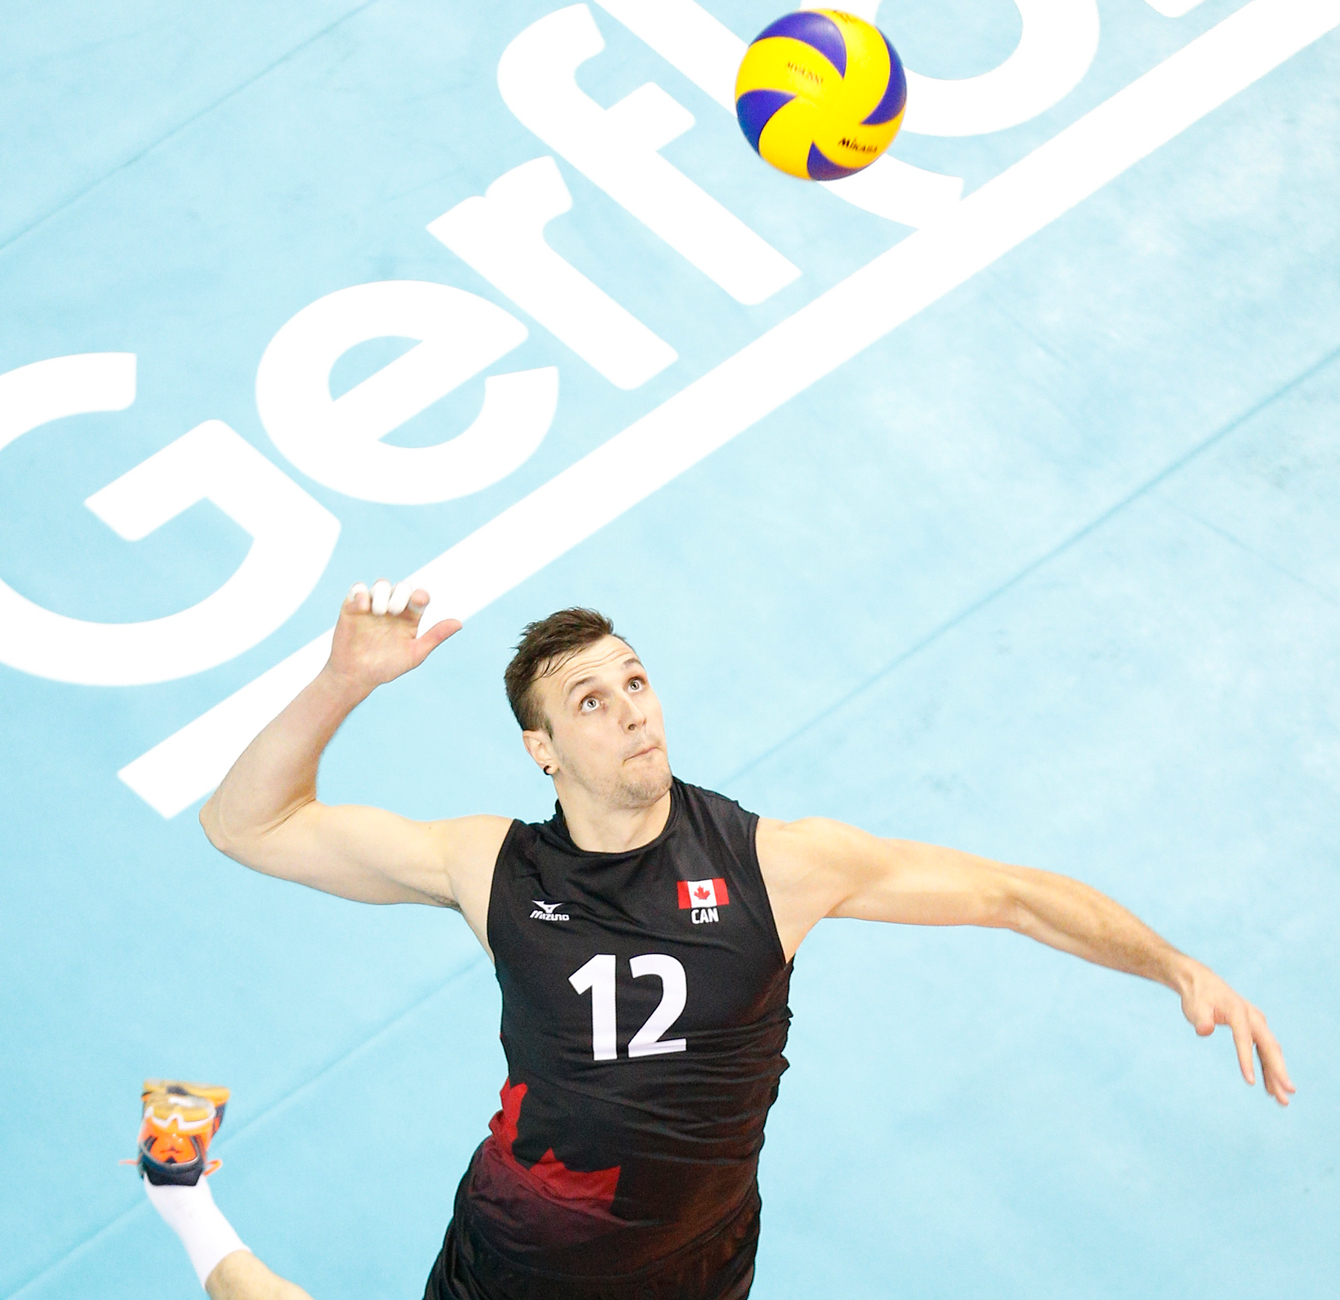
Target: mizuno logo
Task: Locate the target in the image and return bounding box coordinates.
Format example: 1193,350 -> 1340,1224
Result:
530,900 -> 570,921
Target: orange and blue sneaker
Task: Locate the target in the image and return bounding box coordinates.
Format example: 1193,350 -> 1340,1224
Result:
134,1081 -> 230,1186
141,1079 -> 230,1134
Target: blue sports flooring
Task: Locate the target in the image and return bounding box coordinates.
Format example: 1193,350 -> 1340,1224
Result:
2,1 -> 1338,1297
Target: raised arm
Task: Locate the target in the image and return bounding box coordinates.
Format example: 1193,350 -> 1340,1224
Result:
199,580 -> 508,933
756,817 -> 1295,1106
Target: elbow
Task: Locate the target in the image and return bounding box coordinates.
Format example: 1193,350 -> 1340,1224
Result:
199,794 -> 309,870
198,796 -> 240,858
988,867 -> 1032,932
999,862 -> 1059,935
198,799 -> 225,850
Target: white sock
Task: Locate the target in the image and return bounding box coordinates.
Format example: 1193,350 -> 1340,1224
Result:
143,1175 -> 250,1289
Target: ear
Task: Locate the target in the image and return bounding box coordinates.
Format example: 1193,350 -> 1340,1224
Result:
522,729 -> 557,777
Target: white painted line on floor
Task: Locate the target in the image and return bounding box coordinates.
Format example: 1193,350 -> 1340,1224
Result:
119,0 -> 1340,818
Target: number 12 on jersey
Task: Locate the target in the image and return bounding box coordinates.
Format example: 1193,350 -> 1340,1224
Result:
569,953 -> 688,1061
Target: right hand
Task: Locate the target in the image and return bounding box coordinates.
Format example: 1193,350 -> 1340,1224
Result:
326,578 -> 462,694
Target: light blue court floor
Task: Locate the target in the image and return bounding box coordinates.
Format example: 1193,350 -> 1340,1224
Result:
2,1 -> 1338,1297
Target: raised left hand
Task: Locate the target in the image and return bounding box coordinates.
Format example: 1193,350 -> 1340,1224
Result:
1179,960 -> 1295,1106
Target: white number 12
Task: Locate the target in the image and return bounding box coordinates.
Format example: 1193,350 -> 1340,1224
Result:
569,953 -> 688,1061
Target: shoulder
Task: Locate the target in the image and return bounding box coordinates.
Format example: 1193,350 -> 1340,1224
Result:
676,782 -> 761,855
755,816 -> 871,876
427,811 -> 514,851
417,815 -> 513,943
752,818 -> 879,961
677,780 -> 754,824
761,820 -> 862,863
426,814 -> 514,881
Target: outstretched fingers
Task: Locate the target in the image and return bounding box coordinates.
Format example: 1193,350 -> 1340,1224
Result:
1226,1005 -> 1256,1086
1249,1009 -> 1296,1106
1183,971 -> 1296,1107
347,578 -> 430,622
331,578 -> 460,686
387,580 -> 415,616
395,587 -> 461,650
344,578 -> 461,642
417,616 -> 464,653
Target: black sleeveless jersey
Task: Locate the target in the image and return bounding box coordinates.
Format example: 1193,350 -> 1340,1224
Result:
457,779 -> 793,1278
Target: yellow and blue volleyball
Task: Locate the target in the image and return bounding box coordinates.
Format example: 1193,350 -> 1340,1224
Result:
735,9 -> 906,181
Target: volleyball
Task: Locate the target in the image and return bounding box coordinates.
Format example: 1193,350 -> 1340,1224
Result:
735,9 -> 907,181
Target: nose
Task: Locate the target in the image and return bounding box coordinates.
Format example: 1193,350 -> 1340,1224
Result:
623,694 -> 647,729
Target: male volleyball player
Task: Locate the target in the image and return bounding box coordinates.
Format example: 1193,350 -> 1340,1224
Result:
138,578 -> 1294,1300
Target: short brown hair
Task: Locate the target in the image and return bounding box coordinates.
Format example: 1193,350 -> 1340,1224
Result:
504,608 -> 625,732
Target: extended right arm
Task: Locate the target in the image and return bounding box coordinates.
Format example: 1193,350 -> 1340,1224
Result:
199,580 -> 509,920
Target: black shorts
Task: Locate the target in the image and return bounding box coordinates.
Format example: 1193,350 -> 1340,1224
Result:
422,1180 -> 761,1300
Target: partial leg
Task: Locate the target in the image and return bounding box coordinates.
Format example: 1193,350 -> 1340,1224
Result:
206,1249 -> 315,1300
136,1082 -> 315,1300
144,1176 -> 314,1300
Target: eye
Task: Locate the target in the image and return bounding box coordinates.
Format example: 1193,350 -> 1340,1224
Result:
628,677 -> 643,692
580,696 -> 600,711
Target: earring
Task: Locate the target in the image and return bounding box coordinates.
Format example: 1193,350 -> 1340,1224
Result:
543,765 -> 554,776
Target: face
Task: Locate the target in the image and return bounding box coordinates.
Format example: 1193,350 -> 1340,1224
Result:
524,636 -> 672,810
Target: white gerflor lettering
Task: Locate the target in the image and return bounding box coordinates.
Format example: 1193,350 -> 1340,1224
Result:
531,899 -> 570,922
107,0 -> 1340,820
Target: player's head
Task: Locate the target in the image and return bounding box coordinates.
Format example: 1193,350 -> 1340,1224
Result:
505,609 -> 671,809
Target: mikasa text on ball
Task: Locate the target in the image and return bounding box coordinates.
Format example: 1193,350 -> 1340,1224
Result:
735,8 -> 907,181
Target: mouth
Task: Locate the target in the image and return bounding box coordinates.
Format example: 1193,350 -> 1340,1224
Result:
626,744 -> 660,761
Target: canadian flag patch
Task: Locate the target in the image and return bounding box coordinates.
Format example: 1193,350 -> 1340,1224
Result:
677,877 -> 730,909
